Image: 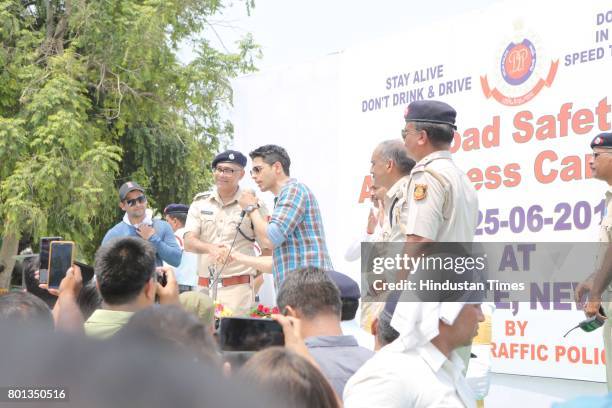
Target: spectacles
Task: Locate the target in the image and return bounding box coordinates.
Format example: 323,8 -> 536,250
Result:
126,195 -> 147,207
214,167 -> 237,175
250,165 -> 264,176
592,151 -> 612,159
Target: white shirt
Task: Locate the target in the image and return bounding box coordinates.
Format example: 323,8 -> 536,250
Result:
344,230 -> 382,262
172,226 -> 198,286
404,151 -> 478,241
344,342 -> 476,408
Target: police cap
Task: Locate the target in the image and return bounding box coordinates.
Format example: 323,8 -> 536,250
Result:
590,132 -> 612,149
326,270 -> 360,300
211,150 -> 247,168
163,203 -> 190,215
404,100 -> 457,130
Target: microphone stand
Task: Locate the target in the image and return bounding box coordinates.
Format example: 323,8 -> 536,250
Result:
210,210 -> 247,304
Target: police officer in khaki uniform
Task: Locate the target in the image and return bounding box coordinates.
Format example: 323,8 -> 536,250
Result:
401,100 -> 479,369
370,140 -> 415,242
184,150 -> 270,315
361,140 -> 416,332
575,132 -> 612,391
401,100 -> 479,243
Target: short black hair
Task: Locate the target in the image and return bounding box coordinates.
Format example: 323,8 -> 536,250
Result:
249,145 -> 291,176
414,121 -> 455,146
94,237 -> 156,305
276,268 -> 341,319
167,213 -> 187,226
0,291 -> 53,331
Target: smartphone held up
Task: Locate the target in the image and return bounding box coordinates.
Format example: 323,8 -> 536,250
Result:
47,241 -> 76,289
218,317 -> 285,352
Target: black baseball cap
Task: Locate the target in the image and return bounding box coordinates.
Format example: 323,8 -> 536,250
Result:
118,181 -> 145,201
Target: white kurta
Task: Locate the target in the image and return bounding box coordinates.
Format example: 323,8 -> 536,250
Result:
344,341 -> 476,408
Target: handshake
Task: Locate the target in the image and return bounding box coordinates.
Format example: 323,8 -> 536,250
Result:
209,244 -> 247,266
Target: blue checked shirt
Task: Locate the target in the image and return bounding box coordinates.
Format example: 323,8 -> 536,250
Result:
267,179 -> 333,286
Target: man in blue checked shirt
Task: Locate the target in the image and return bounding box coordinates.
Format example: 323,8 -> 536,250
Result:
238,144 -> 333,287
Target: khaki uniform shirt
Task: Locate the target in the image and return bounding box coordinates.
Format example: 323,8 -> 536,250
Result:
184,188 -> 269,279
381,175 -> 412,242
599,184 -> 612,392
404,150 -> 479,242
598,186 -> 612,292
599,187 -> 612,243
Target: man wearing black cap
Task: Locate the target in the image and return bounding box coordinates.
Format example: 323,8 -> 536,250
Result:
401,100 -> 479,243
102,181 -> 181,267
575,132 -> 612,391
184,150 -> 270,315
164,204 -> 198,293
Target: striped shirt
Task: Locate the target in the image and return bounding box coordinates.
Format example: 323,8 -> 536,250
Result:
267,179 -> 333,286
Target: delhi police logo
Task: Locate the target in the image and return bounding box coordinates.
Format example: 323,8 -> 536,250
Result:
501,39 -> 536,86
480,28 -> 558,107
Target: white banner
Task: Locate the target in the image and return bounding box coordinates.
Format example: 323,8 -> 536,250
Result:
233,0 -> 612,382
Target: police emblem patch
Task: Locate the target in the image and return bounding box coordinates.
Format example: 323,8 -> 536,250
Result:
414,184 -> 427,201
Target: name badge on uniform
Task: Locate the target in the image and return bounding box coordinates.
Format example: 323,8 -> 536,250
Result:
414,184 -> 427,201
201,210 -> 214,215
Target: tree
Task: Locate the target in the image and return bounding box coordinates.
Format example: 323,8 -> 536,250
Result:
0,0 -> 259,289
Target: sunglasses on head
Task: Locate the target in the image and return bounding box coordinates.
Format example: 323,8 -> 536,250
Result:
126,195 -> 146,207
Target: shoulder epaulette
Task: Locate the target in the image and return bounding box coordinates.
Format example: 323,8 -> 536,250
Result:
193,191 -> 212,201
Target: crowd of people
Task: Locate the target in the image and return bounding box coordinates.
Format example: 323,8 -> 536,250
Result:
2,99 -> 611,407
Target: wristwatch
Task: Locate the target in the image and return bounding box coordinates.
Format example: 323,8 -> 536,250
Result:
244,203 -> 259,214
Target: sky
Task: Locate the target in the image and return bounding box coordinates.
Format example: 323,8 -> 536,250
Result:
201,0 -> 505,71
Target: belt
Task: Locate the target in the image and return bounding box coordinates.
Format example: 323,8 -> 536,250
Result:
198,275 -> 251,287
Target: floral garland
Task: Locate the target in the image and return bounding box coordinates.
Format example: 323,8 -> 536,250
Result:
214,302 -> 279,319
249,304 -> 280,318
214,302 -> 233,318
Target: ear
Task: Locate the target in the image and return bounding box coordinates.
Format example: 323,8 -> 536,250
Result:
417,128 -> 428,146
385,158 -> 393,171
144,278 -> 157,302
370,317 -> 379,336
284,305 -> 299,318
119,201 -> 127,212
237,168 -> 245,181
273,162 -> 283,175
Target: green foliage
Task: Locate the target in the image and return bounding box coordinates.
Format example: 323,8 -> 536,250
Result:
0,0 -> 259,262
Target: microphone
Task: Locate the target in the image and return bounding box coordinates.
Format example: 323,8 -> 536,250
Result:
238,189 -> 257,220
